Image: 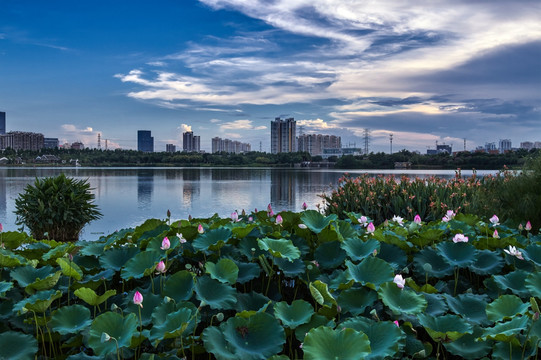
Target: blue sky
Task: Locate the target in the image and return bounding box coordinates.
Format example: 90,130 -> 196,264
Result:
1,0 -> 540,153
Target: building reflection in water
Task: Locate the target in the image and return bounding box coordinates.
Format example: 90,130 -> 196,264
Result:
0,168 -> 6,220
182,169 -> 200,209
270,170 -> 296,207
137,169 -> 154,210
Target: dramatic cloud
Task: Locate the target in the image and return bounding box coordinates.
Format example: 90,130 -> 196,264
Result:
180,124 -> 192,132
220,120 -> 267,131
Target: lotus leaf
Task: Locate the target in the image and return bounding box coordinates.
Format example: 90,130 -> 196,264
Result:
294,314 -> 335,342
149,307 -> 194,345
120,250 -> 163,280
470,250 -> 504,275
481,315 -> 529,342
303,326 -> 371,360
300,210 -> 337,234
235,261 -> 261,283
0,248 -> 27,267
87,312 -> 138,356
486,295 -> 529,322
341,317 -> 404,360
42,243 -> 72,261
525,271 -> 541,297
0,331 -> 38,360
0,281 -> 13,296
0,231 -> 29,250
202,325 -> 241,360
78,241 -> 105,257
125,291 -> 163,326
314,241 -> 346,269
326,269 -> 354,291
10,265 -> 56,288
50,304 -> 92,335
309,280 -> 336,306
25,271 -> 61,294
236,292 -> 271,313
492,270 -> 530,298
340,237 -> 379,262
13,289 -> 62,313
413,248 -> 453,278
74,254 -> 101,271
337,287 -> 378,316
257,237 -> 300,261
374,228 -> 411,251
523,244 -> 541,266
274,257 -> 305,277
378,282 -> 427,315
445,293 -> 489,325
192,227 -> 232,253
346,257 -> 394,289
418,313 -> 473,342
411,228 -> 444,248
377,243 -> 407,271
98,246 -> 139,271
422,293 -> 448,317
195,275 -> 236,310
163,270 -> 195,302
436,242 -> 477,268
443,326 -> 493,360
65,354 -> 102,360
56,257 -> 83,281
74,287 -> 116,306
492,339 -> 538,360
221,312 -> 286,359
274,300 -> 314,329
206,258 -> 239,284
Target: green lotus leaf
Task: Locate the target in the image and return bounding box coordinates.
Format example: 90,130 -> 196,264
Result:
411,228 -> 444,248
257,237 -> 300,261
98,246 -> 139,271
492,270 -> 530,298
309,280 -> 336,306
120,250 -> 163,280
340,237 -> 380,262
523,244 -> 541,266
65,354 -> 102,360
219,312 -> 286,359
525,271 -> 541,297
10,265 -> 55,288
192,227 -> 232,253
74,255 -> 101,271
149,307 -> 194,345
206,258 -> 239,284
480,315 -> 529,342
195,275 -> 236,310
0,231 -> 30,250
424,293 -> 448,317
436,242 -> 477,268
236,292 -> 271,313
267,356 -> 289,360
303,326 -> 371,360
341,317 -> 404,360
418,313 -> 473,342
87,312 -> 138,356
378,243 -> 407,271
374,228 -> 411,251
486,295 -> 529,322
274,257 -> 305,277
0,281 -> 13,296
50,304 -> 92,335
0,248 -> 26,267
74,287 -> 116,307
42,243 -> 71,261
300,210 -> 337,234
337,287 -> 378,316
0,331 -> 38,360
57,257 -> 84,281
78,241 -> 105,257
470,250 -> 504,275
26,270 -> 61,294
274,300 -> 314,329
232,261 -> 260,284
163,270 -> 195,302
346,257 -> 394,289
444,325 -> 493,360
294,314 -> 335,342
492,338 -> 539,360
13,289 -> 62,313
202,324 -> 241,360
413,248 -> 453,278
445,293 -> 489,325
314,241 -> 346,269
378,282 -> 427,315
327,269 -> 354,291
124,291 -> 163,326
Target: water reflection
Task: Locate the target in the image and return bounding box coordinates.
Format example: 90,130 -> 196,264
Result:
137,169 -> 154,210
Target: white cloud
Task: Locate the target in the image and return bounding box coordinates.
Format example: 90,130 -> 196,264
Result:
220,120 -> 267,131
210,119 -> 222,123
297,118 -> 339,130
224,132 -> 242,139
59,124 -> 102,148
180,124 -> 192,132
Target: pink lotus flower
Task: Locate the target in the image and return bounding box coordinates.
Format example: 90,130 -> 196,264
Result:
156,261 -> 166,274
504,245 -> 524,260
442,210 -> 456,222
268,210 -> 275,217
177,233 -> 186,244
525,221 -> 532,231
393,320 -> 399,327
366,222 -> 375,234
452,233 -> 469,243
198,224 -> 204,234
393,274 -> 405,289
231,212 -> 239,222
267,203 -> 273,212
519,223 -> 524,231
0,223 -> 3,232
302,202 -> 307,210
161,237 -> 170,250
489,215 -> 499,226
133,291 -> 143,308
493,229 -> 499,239
276,215 -> 283,225
414,214 -> 422,225
358,216 -> 368,227
248,216 -> 253,222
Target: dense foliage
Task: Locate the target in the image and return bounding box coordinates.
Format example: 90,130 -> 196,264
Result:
14,174 -> 102,241
0,208 -> 539,359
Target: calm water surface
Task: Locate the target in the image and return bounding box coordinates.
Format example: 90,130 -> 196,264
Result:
0,167 -> 496,240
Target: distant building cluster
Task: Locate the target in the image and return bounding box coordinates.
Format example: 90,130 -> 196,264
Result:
137,130 -> 154,153
166,144 -> 176,153
475,139 -> 541,154
297,134 -> 341,156
427,144 -> 453,155
182,131 -> 201,152
271,117 -> 297,154
0,131 -> 44,151
212,137 -> 251,154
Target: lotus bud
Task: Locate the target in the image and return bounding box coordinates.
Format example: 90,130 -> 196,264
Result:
248,216 -> 253,222
414,214 -> 422,225
493,229 -> 499,239
177,233 -> 187,244
167,209 -> 171,218
156,261 -> 166,274
101,332 -> 111,343
267,203 -> 272,212
188,215 -> 192,221
111,303 -> 120,311
298,223 -> 307,229
216,312 -> 224,322
393,320 -> 399,327
302,202 -> 307,210
231,211 -> 238,222
531,298 -> 540,314
276,214 -> 283,225
241,209 -> 246,216
198,224 -> 204,234
133,291 -> 143,308
422,263 -> 433,273
526,221 -> 532,231
0,223 -> 3,232
185,263 -> 192,270
489,214 -> 499,226
393,274 -> 405,289
161,237 -> 170,250
366,222 -> 375,234
164,296 -> 173,303
519,223 -> 524,230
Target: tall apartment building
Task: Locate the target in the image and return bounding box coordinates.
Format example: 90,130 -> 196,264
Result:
183,131 -> 200,152
297,134 -> 341,156
137,130 -> 154,152
212,137 -> 251,153
499,139 -> 512,153
166,144 -> 176,153
44,138 -> 59,149
0,131 -> 44,151
0,111 -> 5,134
271,117 -> 296,154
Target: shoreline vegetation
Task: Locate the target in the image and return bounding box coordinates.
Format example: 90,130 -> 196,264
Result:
1,147 -> 538,169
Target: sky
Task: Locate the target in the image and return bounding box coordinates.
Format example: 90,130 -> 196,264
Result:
1,0 -> 540,153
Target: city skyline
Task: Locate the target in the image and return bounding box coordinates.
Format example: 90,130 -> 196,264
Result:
1,1 -> 539,153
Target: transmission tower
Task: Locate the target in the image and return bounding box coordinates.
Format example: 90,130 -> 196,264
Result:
464,138 -> 466,151
97,133 -> 101,149
389,133 -> 393,154
363,128 -> 370,155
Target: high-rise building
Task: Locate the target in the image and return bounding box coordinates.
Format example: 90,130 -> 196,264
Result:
0,131 -> 44,151
499,139 -> 512,153
182,131 -> 200,152
0,111 -> 5,135
297,134 -> 341,156
166,144 -> 176,153
271,117 -> 296,154
137,130 -> 154,152
44,138 -> 59,149
212,137 -> 251,153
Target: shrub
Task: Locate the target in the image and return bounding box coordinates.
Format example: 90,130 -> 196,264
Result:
14,173 -> 102,241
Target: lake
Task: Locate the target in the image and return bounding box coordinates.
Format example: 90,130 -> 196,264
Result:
0,167 -> 497,240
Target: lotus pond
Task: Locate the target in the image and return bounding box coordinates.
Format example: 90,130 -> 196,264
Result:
0,209 -> 540,359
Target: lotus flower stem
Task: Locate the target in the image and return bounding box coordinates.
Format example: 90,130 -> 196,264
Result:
453,268 -> 459,296
33,311 -> 47,358
43,311 -> 57,359
137,306 -> 143,359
